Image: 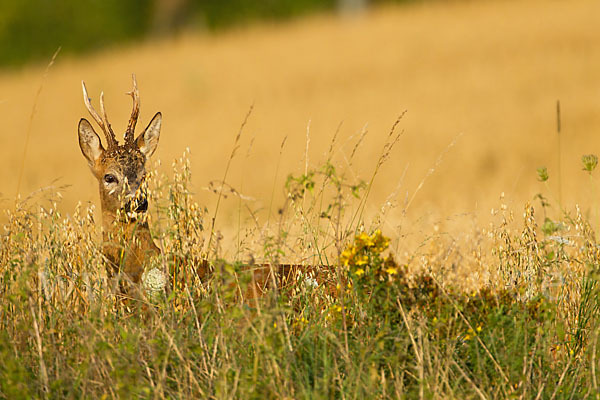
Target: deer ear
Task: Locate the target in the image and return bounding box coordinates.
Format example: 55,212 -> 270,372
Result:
78,118 -> 104,168
136,112 -> 161,158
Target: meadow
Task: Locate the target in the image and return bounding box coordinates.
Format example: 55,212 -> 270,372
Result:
2,0 -> 600,397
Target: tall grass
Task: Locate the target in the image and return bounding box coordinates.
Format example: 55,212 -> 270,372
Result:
2,126 -> 600,399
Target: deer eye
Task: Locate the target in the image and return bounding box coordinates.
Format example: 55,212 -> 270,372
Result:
104,174 -> 118,184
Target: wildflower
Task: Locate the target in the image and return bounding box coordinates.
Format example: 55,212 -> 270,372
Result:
340,246 -> 357,266
356,232 -> 374,248
340,251 -> 351,266
385,267 -> 398,275
355,254 -> 368,266
273,322 -> 277,328
142,267 -> 166,300
476,325 -> 482,333
303,276 -> 318,288
372,230 -> 390,252
355,268 -> 365,277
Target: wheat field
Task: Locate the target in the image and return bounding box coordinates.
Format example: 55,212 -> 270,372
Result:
2,0 -> 600,242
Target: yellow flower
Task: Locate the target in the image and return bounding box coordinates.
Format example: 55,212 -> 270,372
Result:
356,232 -> 374,248
355,268 -> 365,276
340,250 -> 352,266
340,245 -> 357,266
355,254 -> 368,266
372,230 -> 390,252
476,325 -> 482,333
386,267 -> 398,275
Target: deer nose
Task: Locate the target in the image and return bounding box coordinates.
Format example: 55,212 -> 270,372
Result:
124,196 -> 148,214
135,198 -> 148,212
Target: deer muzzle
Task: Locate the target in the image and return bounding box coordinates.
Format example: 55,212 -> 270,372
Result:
132,197 -> 148,213
124,195 -> 148,220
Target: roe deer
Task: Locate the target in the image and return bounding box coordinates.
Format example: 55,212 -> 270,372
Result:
78,74 -> 161,287
78,75 -> 336,300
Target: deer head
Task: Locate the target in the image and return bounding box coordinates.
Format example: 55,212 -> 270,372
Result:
78,75 -> 162,223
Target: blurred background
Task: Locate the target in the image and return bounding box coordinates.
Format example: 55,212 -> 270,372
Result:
1,0 -> 600,249
0,0 -> 383,68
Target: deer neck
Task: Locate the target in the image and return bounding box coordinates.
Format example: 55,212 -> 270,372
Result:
100,203 -> 158,283
101,209 -> 152,236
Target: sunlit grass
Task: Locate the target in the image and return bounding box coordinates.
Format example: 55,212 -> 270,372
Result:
2,135 -> 600,397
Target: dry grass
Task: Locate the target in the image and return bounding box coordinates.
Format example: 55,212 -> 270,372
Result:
1,148 -> 599,397
2,0 -> 600,247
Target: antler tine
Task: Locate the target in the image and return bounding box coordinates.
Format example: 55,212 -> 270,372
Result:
81,81 -> 105,129
124,73 -> 140,145
99,91 -> 117,145
82,81 -> 118,149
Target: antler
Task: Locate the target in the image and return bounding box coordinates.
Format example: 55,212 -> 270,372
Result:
81,81 -> 118,149
124,74 -> 140,145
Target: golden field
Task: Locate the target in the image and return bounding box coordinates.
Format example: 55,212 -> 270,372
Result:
1,0 -> 600,250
